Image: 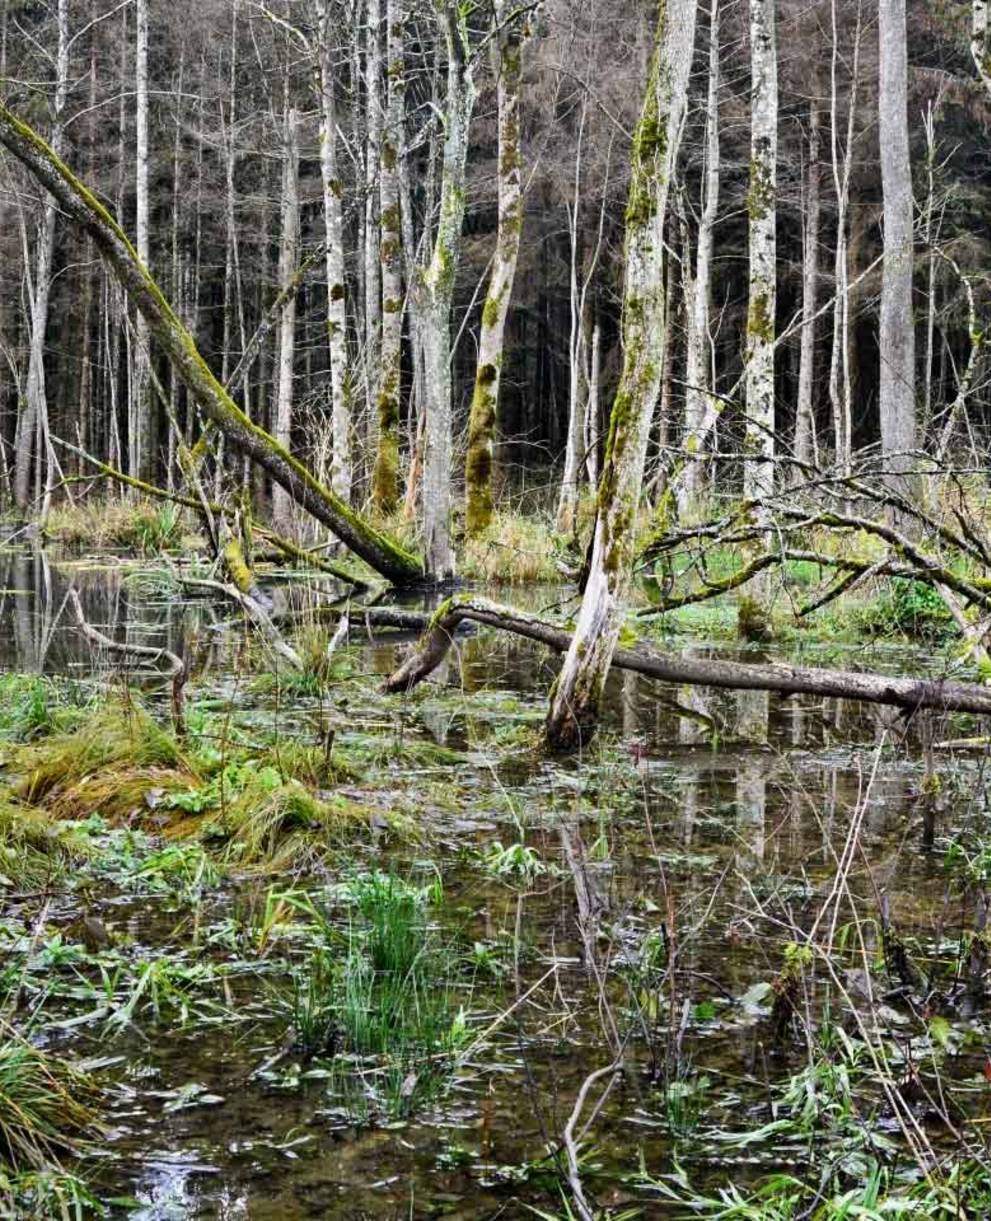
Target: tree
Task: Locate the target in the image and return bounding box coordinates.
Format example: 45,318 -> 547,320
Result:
743,0 -> 778,509
0,103 -> 423,583
316,0 -> 352,503
272,102 -> 300,531
465,0 -> 529,537
544,0 -> 697,751
417,2 -> 476,579
372,0 -> 405,514
878,0 -> 916,494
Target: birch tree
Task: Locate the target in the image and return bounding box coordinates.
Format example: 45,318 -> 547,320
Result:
272,102 -> 300,530
677,0 -> 720,517
363,0 -> 383,462
372,0 -> 404,514
878,0 -> 916,494
14,0 -> 68,512
464,0 -> 528,537
317,0 -> 352,502
828,0 -> 860,473
417,2 -> 476,579
794,101 -> 820,468
131,0 -> 151,481
545,0 -> 697,751
743,0 -> 777,507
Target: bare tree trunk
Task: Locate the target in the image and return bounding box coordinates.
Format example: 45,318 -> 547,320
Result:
545,0 -> 697,751
372,0 -> 404,514
131,0 -> 151,482
743,0 -> 777,509
556,114 -> 587,537
584,317 -> 601,488
417,4 -> 476,579
14,0 -> 68,514
272,102 -> 300,531
385,595 -> 991,719
973,1 -> 990,97
363,0 -> 383,466
678,0 -> 720,516
878,0 -> 916,495
318,0 -> 352,502
794,101 -> 820,468
465,1 -> 528,537
828,0 -> 860,472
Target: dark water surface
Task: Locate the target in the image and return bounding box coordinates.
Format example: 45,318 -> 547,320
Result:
0,547 -> 985,1219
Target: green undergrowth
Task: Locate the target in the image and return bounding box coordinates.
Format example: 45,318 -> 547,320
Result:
0,1019 -> 104,1217
0,689 -> 395,873
272,872 -> 472,1120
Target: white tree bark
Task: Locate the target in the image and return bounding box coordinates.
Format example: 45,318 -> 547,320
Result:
372,0 -> 405,514
318,0 -> 352,502
465,0 -> 528,537
131,0 -> 151,481
363,0 -> 383,462
794,101 -> 820,468
878,0 -> 916,493
584,318 -> 601,488
14,0 -> 68,512
546,0 -> 697,750
272,104 -> 300,531
418,3 -> 476,579
828,0 -> 860,473
974,0 -> 990,97
678,0 -> 720,516
743,0 -> 777,508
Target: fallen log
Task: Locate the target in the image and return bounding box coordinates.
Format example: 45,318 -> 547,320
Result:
0,106 -> 421,585
383,595 -> 991,718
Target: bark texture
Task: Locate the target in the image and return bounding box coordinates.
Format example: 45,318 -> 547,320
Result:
418,3 -> 476,578
878,0 -> 916,493
545,0 -> 697,751
743,0 -> 777,506
465,1 -> 527,537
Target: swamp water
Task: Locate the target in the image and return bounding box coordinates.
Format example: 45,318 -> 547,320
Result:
1,549 -> 990,1218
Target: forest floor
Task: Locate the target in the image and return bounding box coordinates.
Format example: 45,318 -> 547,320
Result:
1,521 -> 990,1218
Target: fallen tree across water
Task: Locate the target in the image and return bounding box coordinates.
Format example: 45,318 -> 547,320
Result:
381,596 -> 991,719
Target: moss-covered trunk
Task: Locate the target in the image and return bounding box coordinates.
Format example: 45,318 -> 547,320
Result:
372,0 -> 405,515
464,1 -> 527,537
0,104 -> 422,584
416,3 -> 476,578
545,0 -> 697,751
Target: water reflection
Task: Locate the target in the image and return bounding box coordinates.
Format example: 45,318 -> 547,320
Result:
0,549 -> 977,1218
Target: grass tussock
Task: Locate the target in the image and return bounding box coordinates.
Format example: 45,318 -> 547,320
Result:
0,800 -> 89,888
0,1028 -> 102,1172
460,512 -> 561,584
45,498 -> 191,553
12,702 -> 187,812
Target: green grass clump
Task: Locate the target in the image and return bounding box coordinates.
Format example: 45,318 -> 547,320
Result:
0,1027 -> 101,1174
45,498 -> 188,554
279,872 -> 468,1119
13,702 -> 183,807
0,801 -> 89,889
